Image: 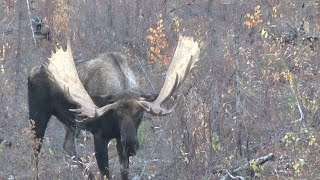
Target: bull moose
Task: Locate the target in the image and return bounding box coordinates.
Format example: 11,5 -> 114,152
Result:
28,36 -> 201,179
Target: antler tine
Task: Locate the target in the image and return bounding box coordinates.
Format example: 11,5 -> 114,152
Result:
43,41 -> 117,122
138,35 -> 201,116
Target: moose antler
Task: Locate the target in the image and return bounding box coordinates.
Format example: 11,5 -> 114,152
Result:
138,35 -> 201,115
43,41 -> 117,122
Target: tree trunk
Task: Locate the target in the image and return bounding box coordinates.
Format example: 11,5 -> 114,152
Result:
15,0 -> 23,103
233,1 -> 243,158
107,0 -> 114,48
235,34 -> 242,157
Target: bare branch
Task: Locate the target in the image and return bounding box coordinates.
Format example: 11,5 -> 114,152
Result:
26,0 -> 36,44
213,153 -> 275,179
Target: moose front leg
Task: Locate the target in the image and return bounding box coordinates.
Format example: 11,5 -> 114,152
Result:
94,134 -> 110,179
116,139 -> 130,180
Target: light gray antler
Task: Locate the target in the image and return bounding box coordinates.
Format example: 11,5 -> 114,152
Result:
138,35 -> 201,115
43,41 -> 117,121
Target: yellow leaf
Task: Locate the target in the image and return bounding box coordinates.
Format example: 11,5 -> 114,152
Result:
261,28 -> 268,39
261,28 -> 266,36
255,172 -> 261,177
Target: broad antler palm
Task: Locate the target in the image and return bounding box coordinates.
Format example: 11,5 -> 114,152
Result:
43,42 -> 118,122
137,35 -> 201,115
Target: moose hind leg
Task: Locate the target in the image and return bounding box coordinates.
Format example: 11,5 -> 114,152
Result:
63,126 -> 95,179
116,139 -> 130,180
29,111 -> 51,173
63,126 -> 78,158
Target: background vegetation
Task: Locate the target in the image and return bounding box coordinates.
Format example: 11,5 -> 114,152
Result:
0,0 -> 319,179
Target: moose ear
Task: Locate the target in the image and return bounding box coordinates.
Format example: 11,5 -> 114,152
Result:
91,95 -> 117,107
138,94 -> 158,102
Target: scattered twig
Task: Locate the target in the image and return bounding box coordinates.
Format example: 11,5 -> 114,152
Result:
168,0 -> 195,15
220,171 -> 245,180
137,112 -> 174,179
136,55 -> 156,93
281,54 -> 305,127
26,0 -> 37,44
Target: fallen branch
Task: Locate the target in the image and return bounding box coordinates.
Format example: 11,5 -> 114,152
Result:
220,171 -> 245,180
213,153 -> 275,180
233,153 -> 275,175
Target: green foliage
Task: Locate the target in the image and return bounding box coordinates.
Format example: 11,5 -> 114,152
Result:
282,127 -> 319,177
292,158 -> 306,176
250,159 -> 264,178
137,121 -> 150,149
211,132 -> 221,151
284,131 -> 295,146
0,140 -> 5,157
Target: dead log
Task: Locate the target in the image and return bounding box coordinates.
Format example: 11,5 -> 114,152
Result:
213,153 -> 275,180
